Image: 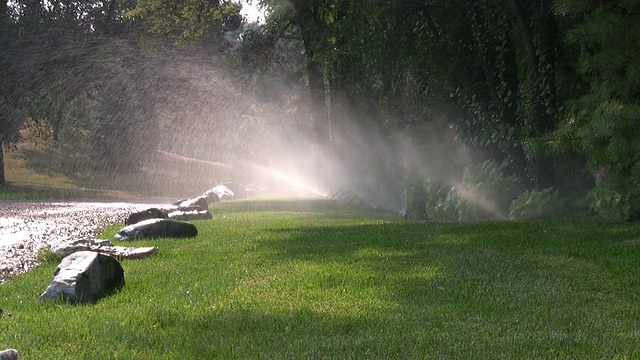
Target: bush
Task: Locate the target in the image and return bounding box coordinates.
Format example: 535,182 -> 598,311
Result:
403,177 -> 461,222
455,160 -> 523,221
509,187 -> 568,220
427,181 -> 460,222
582,180 -> 635,221
403,176 -> 428,220
403,161 -> 524,222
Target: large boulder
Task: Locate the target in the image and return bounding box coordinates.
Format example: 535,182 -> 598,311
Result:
114,219 -> 198,241
39,251 -> 125,304
0,349 -> 19,360
125,208 -> 168,225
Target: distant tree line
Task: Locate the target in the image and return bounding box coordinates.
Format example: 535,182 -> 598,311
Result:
1,0 -> 638,220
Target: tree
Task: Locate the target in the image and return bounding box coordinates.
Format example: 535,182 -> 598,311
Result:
289,0 -> 331,145
125,0 -> 242,44
535,0 -> 640,218
0,0 -> 8,187
0,0 -> 158,182
290,1 -> 564,187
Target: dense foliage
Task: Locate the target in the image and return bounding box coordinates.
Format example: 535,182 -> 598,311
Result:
1,0 -> 638,219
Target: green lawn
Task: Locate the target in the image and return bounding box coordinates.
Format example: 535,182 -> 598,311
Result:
1,200 -> 639,359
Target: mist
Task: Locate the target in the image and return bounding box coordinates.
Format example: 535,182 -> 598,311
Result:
93,44 -> 476,216
4,31 -> 498,219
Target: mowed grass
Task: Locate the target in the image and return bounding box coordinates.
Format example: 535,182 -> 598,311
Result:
1,199 -> 639,359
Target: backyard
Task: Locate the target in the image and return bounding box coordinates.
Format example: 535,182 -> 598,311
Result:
1,200 -> 639,359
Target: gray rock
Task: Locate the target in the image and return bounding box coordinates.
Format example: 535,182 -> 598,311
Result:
167,208 -> 212,221
114,219 -> 198,241
202,185 -> 234,202
125,208 -> 168,225
173,196 -> 209,210
0,349 -> 19,360
52,239 -> 158,260
222,182 -> 246,199
203,189 -> 221,204
39,251 -> 125,304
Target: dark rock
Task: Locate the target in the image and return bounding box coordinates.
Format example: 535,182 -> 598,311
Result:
628,211 -> 640,222
0,349 -> 19,360
203,190 -> 221,204
114,219 -> 198,241
39,251 -> 125,304
125,208 -> 168,226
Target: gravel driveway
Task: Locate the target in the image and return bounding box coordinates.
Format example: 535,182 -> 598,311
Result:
0,200 -> 163,284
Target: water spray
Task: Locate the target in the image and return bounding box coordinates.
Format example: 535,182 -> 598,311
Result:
155,149 -> 329,198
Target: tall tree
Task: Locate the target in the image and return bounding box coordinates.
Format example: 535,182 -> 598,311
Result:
125,0 -> 242,44
0,0 -> 7,187
0,0 -> 158,179
538,0 -> 640,218
289,0 -> 330,145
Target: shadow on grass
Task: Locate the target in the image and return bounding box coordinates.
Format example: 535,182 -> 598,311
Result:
254,219 -> 640,307
212,198 -> 399,218
259,219 -> 640,261
133,306 -> 459,358
5,214 -> 640,358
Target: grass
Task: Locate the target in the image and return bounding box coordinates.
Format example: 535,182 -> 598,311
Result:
1,141 -> 145,200
2,139 -> 226,200
0,183 -> 139,201
1,200 -> 640,359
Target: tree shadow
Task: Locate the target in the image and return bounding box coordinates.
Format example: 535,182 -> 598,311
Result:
130,306 -> 463,358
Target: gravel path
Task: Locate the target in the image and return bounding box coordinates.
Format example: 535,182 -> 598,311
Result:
0,200 -> 164,284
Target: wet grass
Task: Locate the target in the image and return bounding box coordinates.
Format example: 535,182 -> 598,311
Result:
2,142 -> 141,200
0,183 -> 138,201
1,200 -> 640,359
3,137 -> 230,200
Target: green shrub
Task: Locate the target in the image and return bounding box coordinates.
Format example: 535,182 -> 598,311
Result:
528,1 -> 640,220
403,177 -> 461,222
403,175 -> 428,220
427,181 -> 460,222
404,161 -> 524,222
455,160 -> 523,221
582,181 -> 634,221
509,187 -> 568,220
37,248 -> 63,264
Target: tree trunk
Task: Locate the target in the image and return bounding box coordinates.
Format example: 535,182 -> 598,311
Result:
467,2 -> 532,186
0,132 -> 5,189
1,0 -> 8,188
511,0 -> 558,189
304,42 -> 329,146
291,0 -> 330,146
510,0 -> 538,79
